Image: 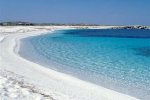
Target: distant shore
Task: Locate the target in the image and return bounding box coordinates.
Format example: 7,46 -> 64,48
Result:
0,22 -> 150,30
0,26 -> 140,100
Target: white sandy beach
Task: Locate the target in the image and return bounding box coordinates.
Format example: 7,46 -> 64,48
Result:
0,26 -> 139,100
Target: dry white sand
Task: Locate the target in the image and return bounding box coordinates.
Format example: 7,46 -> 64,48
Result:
0,26 -> 139,100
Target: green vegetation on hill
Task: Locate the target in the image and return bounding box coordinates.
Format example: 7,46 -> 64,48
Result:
0,22 -> 98,26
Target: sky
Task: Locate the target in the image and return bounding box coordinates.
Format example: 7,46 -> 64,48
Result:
0,0 -> 150,25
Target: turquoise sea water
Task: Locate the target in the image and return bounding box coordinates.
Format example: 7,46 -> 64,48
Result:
19,29 -> 150,100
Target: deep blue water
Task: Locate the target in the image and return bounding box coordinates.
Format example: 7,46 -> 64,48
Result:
19,29 -> 150,100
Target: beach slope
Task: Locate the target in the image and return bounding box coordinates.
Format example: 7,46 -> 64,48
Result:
0,26 -> 139,100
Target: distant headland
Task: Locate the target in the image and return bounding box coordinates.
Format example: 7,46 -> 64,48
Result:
0,21 -> 149,29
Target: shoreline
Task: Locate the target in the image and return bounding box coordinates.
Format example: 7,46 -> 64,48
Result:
0,26 -> 139,100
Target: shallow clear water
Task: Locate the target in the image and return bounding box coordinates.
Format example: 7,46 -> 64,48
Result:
19,29 -> 150,100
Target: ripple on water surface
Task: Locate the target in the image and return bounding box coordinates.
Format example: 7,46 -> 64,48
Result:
20,29 -> 150,100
